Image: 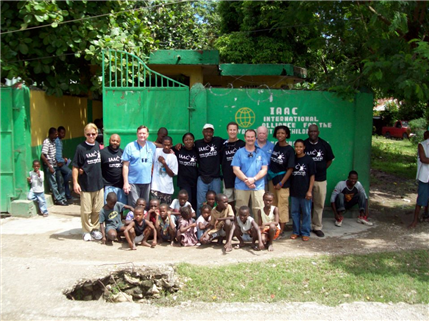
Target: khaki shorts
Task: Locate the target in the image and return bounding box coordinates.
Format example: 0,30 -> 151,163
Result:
223,187 -> 235,202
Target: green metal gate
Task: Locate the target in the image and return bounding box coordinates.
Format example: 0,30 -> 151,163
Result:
102,50 -> 189,146
0,85 -> 32,212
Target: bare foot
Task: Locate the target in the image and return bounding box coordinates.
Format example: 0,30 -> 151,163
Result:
130,245 -> 137,250
268,244 -> 274,251
224,242 -> 233,252
408,221 -> 418,228
141,241 -> 151,248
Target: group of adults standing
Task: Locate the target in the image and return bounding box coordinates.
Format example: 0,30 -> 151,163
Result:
43,121 -> 334,241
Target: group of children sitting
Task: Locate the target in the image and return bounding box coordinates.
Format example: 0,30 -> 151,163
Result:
99,189 -> 280,252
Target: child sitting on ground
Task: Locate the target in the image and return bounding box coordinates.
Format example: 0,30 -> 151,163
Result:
123,205 -> 157,250
177,206 -> 199,246
170,189 -> 196,216
99,192 -> 133,244
156,203 -> 176,246
27,160 -> 49,217
229,206 -> 264,250
169,189 -> 196,227
196,204 -> 211,240
125,198 -> 146,225
257,192 -> 280,251
202,190 -> 217,209
201,194 -> 235,252
145,199 -> 160,225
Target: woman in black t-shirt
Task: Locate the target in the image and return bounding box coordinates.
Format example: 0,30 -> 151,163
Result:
268,125 -> 295,236
173,133 -> 199,211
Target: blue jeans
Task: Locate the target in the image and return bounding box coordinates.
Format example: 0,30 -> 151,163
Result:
104,186 -> 127,205
291,196 -> 312,237
45,166 -> 66,203
335,192 -> 366,212
56,165 -> 72,199
196,177 -> 221,216
28,191 -> 48,214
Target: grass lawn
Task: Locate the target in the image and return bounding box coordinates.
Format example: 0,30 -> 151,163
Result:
167,250 -> 428,306
371,136 -> 417,179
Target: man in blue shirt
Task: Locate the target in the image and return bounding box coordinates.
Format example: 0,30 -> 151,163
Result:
122,125 -> 156,207
232,129 -> 268,222
55,126 -> 72,201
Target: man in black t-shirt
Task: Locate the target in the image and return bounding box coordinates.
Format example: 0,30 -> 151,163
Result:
222,122 -> 245,209
195,124 -> 224,215
304,124 -> 335,237
101,134 -> 127,204
72,123 -> 104,242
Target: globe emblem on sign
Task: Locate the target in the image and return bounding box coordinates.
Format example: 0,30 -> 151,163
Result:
235,107 -> 255,128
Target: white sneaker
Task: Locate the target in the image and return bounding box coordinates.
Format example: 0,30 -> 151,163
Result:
83,233 -> 92,241
91,230 -> 102,240
335,220 -> 342,227
357,217 -> 374,226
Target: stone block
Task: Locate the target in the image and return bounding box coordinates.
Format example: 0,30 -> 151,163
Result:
10,194 -> 53,217
10,200 -> 38,217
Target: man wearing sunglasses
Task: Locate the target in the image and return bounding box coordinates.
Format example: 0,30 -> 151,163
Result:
232,129 -> 268,222
72,123 -> 104,242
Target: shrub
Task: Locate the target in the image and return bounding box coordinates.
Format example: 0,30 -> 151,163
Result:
409,118 -> 428,143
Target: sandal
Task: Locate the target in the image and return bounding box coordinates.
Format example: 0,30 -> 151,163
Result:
290,234 -> 299,239
302,236 -> 310,242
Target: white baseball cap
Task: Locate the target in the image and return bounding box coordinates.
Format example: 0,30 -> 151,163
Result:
203,123 -> 214,130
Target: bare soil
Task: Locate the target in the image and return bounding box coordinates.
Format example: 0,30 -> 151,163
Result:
1,169 -> 428,320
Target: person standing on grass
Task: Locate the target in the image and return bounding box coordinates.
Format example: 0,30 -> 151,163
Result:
330,170 -> 373,227
101,134 -> 127,204
72,123 -> 104,241
41,127 -> 68,206
304,124 -> 335,238
409,130 -> 429,228
268,125 -> 295,237
232,129 -> 268,222
222,122 -> 245,210
122,125 -> 156,207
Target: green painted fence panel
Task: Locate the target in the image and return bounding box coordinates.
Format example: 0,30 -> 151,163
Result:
190,86 -> 373,204
0,85 -> 32,212
1,87 -> 15,212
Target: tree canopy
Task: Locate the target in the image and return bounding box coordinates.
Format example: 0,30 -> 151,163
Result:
216,1 -> 429,107
1,0 -> 218,96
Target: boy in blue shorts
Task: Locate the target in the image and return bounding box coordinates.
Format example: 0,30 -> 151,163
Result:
100,192 -> 133,244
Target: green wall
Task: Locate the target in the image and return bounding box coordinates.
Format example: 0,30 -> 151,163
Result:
190,85 -> 373,204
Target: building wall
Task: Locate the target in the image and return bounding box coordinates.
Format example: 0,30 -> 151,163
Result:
30,90 -> 102,160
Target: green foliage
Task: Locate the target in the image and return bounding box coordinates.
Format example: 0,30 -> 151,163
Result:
170,250 -> 428,305
215,1 -> 429,106
1,0 -> 218,96
409,118 -> 428,144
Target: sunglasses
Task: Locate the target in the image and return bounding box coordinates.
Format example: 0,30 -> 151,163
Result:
86,133 -> 97,137
248,152 -> 253,158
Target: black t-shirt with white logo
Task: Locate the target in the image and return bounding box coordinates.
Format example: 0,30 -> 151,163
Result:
304,137 -> 334,182
101,146 -> 124,188
174,146 -> 199,188
222,139 -> 245,188
269,144 -> 295,188
290,155 -> 316,198
195,136 -> 224,181
72,142 -> 103,192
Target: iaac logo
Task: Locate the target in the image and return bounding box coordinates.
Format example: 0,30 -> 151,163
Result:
235,107 -> 255,128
